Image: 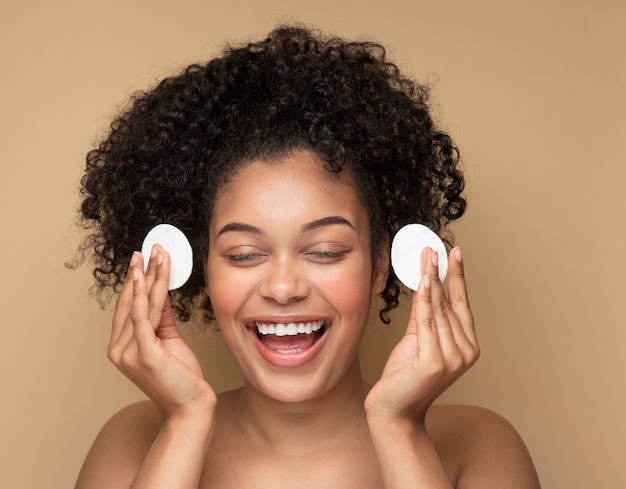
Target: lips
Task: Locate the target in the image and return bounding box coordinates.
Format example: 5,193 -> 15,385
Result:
246,319 -> 329,366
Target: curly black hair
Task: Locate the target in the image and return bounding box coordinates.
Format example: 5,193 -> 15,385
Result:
75,25 -> 466,324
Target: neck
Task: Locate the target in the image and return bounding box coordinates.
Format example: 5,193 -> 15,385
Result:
231,357 -> 370,455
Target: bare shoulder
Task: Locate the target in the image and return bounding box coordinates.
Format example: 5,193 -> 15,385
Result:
427,405 -> 541,488
75,400 -> 162,488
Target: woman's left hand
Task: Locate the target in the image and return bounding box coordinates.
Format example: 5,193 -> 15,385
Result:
365,246 -> 479,424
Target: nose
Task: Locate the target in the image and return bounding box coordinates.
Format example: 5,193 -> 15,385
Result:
258,256 -> 310,304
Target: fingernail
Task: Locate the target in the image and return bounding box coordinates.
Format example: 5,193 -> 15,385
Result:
455,247 -> 463,263
430,250 -> 438,267
132,267 -> 139,281
129,251 -> 139,267
157,251 -> 165,265
150,244 -> 158,259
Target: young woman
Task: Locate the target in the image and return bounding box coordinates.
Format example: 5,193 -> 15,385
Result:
74,25 -> 540,488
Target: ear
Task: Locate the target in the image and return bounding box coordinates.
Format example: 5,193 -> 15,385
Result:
203,260 -> 211,299
371,233 -> 390,296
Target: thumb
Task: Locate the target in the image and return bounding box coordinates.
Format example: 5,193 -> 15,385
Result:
154,294 -> 180,340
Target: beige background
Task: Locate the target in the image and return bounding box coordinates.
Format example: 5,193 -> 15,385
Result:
1,1 -> 624,487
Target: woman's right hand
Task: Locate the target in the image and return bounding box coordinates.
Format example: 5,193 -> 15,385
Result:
108,245 -> 216,420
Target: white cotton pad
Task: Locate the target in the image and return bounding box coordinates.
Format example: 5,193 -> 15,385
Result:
141,224 -> 193,290
391,223 -> 448,291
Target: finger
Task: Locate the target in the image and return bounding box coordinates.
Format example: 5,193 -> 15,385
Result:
110,252 -> 142,349
144,243 -> 162,292
423,248 -> 461,360
114,250 -> 172,362
155,294 -> 181,342
129,261 -> 161,357
406,290 -> 419,336
447,247 -> 479,354
413,273 -> 443,364
112,254 -> 150,358
426,246 -> 477,369
406,246 -> 436,336
147,249 -> 173,330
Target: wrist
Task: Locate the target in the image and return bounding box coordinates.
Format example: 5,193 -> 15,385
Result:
162,392 -> 217,430
365,407 -> 428,436
365,397 -> 429,425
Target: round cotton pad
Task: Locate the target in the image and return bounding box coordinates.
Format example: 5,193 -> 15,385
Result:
391,223 -> 448,291
141,224 -> 193,290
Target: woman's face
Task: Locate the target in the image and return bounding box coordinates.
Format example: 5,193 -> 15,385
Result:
205,151 -> 388,402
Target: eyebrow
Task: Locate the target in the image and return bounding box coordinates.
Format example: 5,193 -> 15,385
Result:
217,222 -> 265,237
216,216 -> 355,238
301,216 -> 356,233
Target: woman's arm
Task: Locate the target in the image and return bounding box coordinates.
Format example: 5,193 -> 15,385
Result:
75,247 -> 216,488
75,400 -> 211,488
367,413 -> 454,489
366,247 -> 538,488
367,405 -> 541,489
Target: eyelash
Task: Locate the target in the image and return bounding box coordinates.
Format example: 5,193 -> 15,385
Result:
224,250 -> 347,263
225,253 -> 263,263
308,250 -> 347,260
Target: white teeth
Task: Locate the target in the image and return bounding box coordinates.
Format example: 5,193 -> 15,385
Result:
255,320 -> 324,337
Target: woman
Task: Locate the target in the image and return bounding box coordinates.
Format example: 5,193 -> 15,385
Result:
74,25 -> 540,488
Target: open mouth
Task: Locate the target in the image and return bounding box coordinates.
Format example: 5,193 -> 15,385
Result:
250,320 -> 328,354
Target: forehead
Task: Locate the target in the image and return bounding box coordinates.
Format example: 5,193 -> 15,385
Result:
210,151 -> 366,228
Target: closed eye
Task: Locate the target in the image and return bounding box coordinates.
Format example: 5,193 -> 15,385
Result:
224,253 -> 266,264
306,250 -> 348,262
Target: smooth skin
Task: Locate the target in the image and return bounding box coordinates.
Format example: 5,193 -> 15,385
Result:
75,152 -> 540,489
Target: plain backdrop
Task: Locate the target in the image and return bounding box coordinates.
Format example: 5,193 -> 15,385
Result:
1,1 -> 624,487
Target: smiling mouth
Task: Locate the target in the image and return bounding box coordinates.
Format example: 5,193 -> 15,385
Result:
251,320 -> 327,354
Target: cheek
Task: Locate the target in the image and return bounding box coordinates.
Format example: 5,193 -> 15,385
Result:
205,258 -> 255,318
314,262 -> 374,313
